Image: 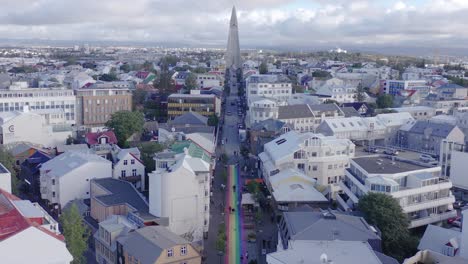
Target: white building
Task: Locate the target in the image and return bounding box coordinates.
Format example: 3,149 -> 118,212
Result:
0,163 -> 11,193
148,150 -> 210,244
382,80 -> 429,96
0,107 -> 72,147
40,151 -> 112,213
248,97 -> 279,125
277,103 -> 345,132
195,73 -> 223,88
111,147 -> 145,190
391,106 -> 436,120
0,82 -> 76,124
339,156 -> 456,228
259,131 -> 355,198
246,74 -> 292,105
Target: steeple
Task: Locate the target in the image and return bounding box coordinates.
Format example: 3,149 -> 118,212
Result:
226,6 -> 242,70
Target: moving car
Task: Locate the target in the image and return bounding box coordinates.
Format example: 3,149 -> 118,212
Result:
453,200 -> 466,209
364,147 -> 379,153
383,149 -> 399,156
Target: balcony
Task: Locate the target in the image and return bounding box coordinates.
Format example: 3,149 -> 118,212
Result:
409,210 -> 457,228
402,195 -> 455,213
339,181 -> 359,204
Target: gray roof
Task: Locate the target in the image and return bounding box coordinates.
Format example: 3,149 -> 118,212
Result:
159,125 -> 215,135
341,107 -> 361,117
352,156 -> 427,174
278,104 -> 313,119
92,178 -> 155,221
309,103 -> 342,114
170,112 -> 208,126
251,119 -> 287,132
283,210 -> 380,242
373,250 -> 400,264
406,120 -> 457,138
119,226 -> 190,264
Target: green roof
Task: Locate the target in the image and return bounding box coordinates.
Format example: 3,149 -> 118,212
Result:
170,140 -> 211,163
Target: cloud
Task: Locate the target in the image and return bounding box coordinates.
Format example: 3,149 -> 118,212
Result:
0,0 -> 466,52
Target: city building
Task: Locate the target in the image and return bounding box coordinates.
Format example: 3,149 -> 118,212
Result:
225,6 -> 242,71
439,140 -> 468,201
90,178 -> 157,225
259,131 -> 355,198
277,103 -> 345,132
249,119 -> 291,155
19,150 -> 51,199
167,92 -> 221,119
0,188 -> 73,264
117,226 -> 202,264
391,106 -> 436,120
0,107 -> 72,147
111,147 -> 145,190
382,80 -> 428,96
195,73 -> 223,89
267,240 -> 392,264
75,86 -> 132,127
40,151 -> 112,214
245,74 -> 292,105
149,150 -> 210,245
422,99 -> 468,115
94,215 -> 138,264
399,121 -> 465,154
0,163 -> 11,193
0,82 -> 76,124
339,156 -> 456,228
436,83 -> 468,100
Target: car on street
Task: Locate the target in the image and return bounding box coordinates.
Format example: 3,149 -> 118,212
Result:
230,102 -> 235,106
238,124 -> 244,129
448,216 -> 461,224
364,147 -> 379,153
227,111 -> 232,115
420,154 -> 435,163
383,149 -> 399,155
452,220 -> 462,228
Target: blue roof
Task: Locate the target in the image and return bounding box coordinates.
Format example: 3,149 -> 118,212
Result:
437,83 -> 466,89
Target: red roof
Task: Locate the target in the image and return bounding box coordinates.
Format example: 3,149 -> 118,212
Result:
0,189 -> 64,241
136,71 -> 150,79
85,131 -> 118,145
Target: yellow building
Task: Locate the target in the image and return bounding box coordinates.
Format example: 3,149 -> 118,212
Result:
117,226 -> 201,264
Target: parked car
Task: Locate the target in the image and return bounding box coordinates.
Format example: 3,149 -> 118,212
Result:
453,200 -> 466,209
452,220 -> 462,228
420,154 -> 435,163
364,147 -> 379,153
383,149 -> 399,155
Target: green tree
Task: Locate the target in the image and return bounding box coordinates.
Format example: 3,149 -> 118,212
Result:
184,73 -> 198,92
207,114 -> 219,127
99,73 -> 118,82
120,63 -> 132,73
134,142 -> 164,173
191,67 -> 208,74
358,193 -> 418,261
132,90 -> 148,109
106,111 -> 145,147
259,62 -> 268,74
324,99 -> 339,104
154,71 -> 176,95
355,83 -> 366,102
376,94 -> 394,108
60,203 -> 89,264
312,70 -> 332,78
0,147 -> 19,195
142,61 -> 153,71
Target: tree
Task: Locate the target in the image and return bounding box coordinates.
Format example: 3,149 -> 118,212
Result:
376,94 -> 394,109
60,203 -> 89,264
134,142 -> 164,173
207,114 -> 219,127
154,71 -> 176,95
106,111 -> 145,147
324,99 -> 339,104
355,83 -> 366,102
132,90 -> 148,109
184,73 -> 198,92
0,147 -> 19,195
259,62 -> 268,74
358,193 -> 418,261
120,63 -> 132,73
312,70 -> 332,78
191,67 -> 208,74
99,73 -> 118,82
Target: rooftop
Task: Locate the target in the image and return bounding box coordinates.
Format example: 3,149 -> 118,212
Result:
352,156 -> 429,174
41,151 -> 111,178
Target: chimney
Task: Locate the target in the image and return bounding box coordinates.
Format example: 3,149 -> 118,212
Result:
460,209 -> 468,259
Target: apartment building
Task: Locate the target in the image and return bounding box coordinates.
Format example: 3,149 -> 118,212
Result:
195,73 -> 223,88
259,131 -> 355,198
167,92 -> 221,119
0,82 -> 76,124
94,215 -> 138,264
75,87 -> 132,127
382,80 -> 428,96
339,156 -> 456,228
246,74 -> 292,105
117,226 -> 201,264
439,140 -> 468,201
277,103 -> 345,132
422,99 -> 468,115
149,151 -> 211,245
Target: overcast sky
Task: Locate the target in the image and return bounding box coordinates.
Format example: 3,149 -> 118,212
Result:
1,0 -> 468,51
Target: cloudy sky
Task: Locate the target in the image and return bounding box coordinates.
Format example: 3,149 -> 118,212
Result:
0,0 -> 468,52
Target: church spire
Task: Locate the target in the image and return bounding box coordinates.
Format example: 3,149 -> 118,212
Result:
226,6 -> 241,70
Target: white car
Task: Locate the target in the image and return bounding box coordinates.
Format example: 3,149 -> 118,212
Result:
419,154 -> 435,163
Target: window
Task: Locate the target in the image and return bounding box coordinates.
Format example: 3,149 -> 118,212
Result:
167,249 -> 173,257
52,192 -> 56,197
121,170 -> 126,177
131,159 -> 135,165
312,166 -> 318,171
181,246 -> 187,256
132,169 -> 137,176
328,165 -> 332,170
123,160 -> 128,165
52,179 -> 55,185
